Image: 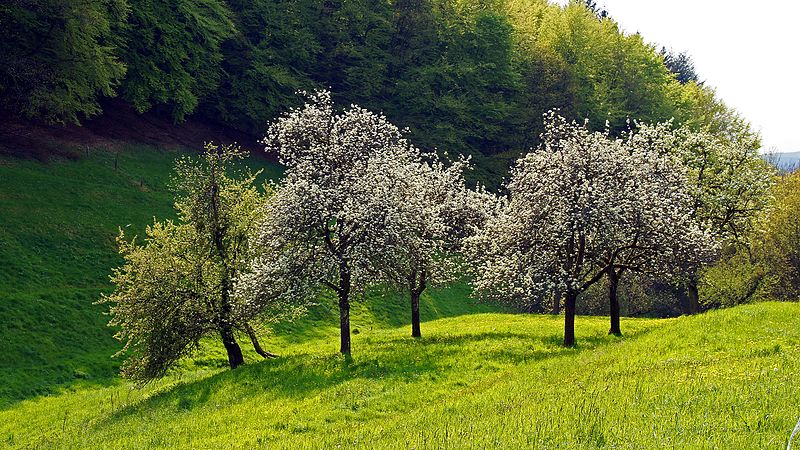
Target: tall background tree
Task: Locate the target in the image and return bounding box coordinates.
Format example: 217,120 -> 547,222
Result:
209,0 -> 321,133
2,0 -> 761,193
120,0 -> 235,121
0,0 -> 128,123
661,48 -> 700,85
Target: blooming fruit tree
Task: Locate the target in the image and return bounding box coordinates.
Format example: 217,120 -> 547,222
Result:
467,113 -> 712,346
102,144 -> 291,382
243,91 -> 444,355
379,154 -> 501,337
670,128 -> 774,313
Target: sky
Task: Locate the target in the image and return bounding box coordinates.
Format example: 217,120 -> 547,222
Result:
553,0 -> 800,153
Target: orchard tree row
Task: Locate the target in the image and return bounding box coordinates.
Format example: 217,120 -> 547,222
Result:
103,92 -> 777,382
1,0 -> 756,184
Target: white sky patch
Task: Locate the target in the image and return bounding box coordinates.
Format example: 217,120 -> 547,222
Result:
551,0 -> 800,152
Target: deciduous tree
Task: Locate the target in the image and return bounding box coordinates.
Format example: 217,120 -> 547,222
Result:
102,144 -> 292,382
380,155 -> 499,337
245,91 -> 424,355
673,128 -> 774,313
467,113 -> 627,346
467,113 -> 711,345
121,0 -> 235,121
600,122 -> 713,334
0,0 -> 128,123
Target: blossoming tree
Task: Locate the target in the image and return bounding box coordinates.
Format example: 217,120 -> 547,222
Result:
244,91 -> 430,355
379,155 -> 500,337
467,113 -> 711,346
671,128 -> 774,313
598,122 -> 713,335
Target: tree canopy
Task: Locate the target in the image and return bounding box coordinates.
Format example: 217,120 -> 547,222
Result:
1,0 -> 759,187
102,144 -> 299,381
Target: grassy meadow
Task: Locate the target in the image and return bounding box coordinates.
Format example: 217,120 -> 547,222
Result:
1,146 -> 798,449
2,303 -> 799,449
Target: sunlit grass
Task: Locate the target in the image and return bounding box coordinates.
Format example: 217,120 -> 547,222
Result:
2,146 -> 798,449
0,145 -> 281,403
2,302 -> 798,449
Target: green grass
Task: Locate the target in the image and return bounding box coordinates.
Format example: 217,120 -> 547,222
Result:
0,145 -> 281,404
2,145 -> 799,448
1,303 -> 798,448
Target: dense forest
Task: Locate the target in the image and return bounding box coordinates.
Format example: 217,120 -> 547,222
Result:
0,0 -> 757,182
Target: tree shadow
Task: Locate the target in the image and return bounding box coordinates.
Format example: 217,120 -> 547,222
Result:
102,317 -> 659,423
269,281 -> 505,344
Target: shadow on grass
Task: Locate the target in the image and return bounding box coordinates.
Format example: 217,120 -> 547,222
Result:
270,282 -> 504,344
103,318 -> 658,423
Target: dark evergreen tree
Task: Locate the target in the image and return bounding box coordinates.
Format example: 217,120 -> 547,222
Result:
661,47 -> 700,84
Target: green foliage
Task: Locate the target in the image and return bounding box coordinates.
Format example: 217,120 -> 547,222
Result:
532,2 -> 678,131
101,144 -> 280,381
673,82 -> 761,147
315,0 -> 394,111
0,145 -> 283,403
578,275 -> 682,318
2,0 -> 760,191
1,303 -> 799,448
757,171 -> 800,300
0,0 -> 128,123
120,0 -> 235,121
698,249 -> 767,309
211,0 -> 322,133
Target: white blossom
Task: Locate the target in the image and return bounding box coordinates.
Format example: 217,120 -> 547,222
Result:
466,112 -> 714,345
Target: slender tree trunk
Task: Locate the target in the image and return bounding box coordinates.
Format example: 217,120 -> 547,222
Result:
564,290 -> 577,347
410,290 -> 421,338
245,323 -> 278,359
686,277 -> 700,315
220,324 -> 244,369
207,170 -> 244,368
338,266 -> 352,356
409,269 -> 426,338
608,268 -> 622,336
552,288 -> 562,315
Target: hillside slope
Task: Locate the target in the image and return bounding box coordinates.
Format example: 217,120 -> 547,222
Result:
1,302 -> 798,448
0,145 -> 284,403
0,145 -> 499,405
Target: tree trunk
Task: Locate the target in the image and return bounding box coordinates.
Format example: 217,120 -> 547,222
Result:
686,277 -> 700,315
409,269 -> 426,338
552,288 -> 562,315
245,323 -> 278,359
220,325 -> 244,369
608,268 -> 622,336
563,290 -> 577,347
338,267 -> 352,356
410,290 -> 421,338
206,170 -> 244,368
